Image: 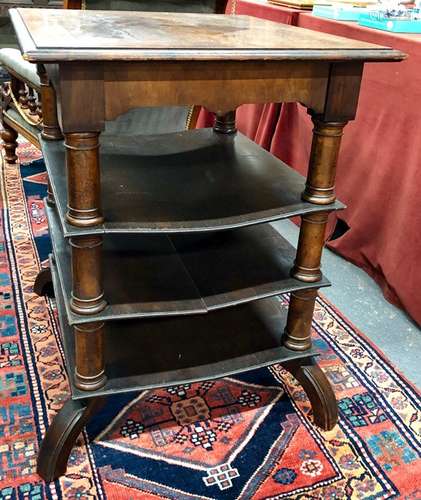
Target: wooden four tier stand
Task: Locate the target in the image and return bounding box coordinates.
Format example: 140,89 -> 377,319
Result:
9,7 -> 404,482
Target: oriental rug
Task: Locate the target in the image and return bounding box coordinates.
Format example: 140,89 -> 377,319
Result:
0,141 -> 420,499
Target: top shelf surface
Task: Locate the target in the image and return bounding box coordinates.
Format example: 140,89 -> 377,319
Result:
10,8 -> 405,62
42,129 -> 344,237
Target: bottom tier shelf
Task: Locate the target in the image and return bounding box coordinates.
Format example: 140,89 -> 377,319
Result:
51,259 -> 316,399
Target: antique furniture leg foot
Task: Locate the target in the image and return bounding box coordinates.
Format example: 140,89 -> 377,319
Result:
283,358 -> 338,430
283,289 -> 337,430
2,122 -> 18,163
37,396 -> 105,482
33,267 -> 54,298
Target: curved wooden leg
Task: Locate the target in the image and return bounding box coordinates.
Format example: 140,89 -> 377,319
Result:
1,122 -> 18,163
33,267 -> 54,298
37,397 -> 105,482
283,358 -> 338,431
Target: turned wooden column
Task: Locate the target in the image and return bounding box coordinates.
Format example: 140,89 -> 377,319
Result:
18,80 -> 29,109
1,122 -> 18,163
65,132 -> 104,227
1,76 -> 19,163
74,322 -> 106,390
302,119 -> 346,205
70,235 -> 106,314
70,233 -> 107,391
291,212 -> 329,283
284,119 -> 347,351
213,110 -> 237,134
37,64 -> 63,141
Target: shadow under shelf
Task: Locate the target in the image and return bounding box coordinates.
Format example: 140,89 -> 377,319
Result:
50,259 -> 317,400
42,128 -> 343,237
47,204 -> 330,325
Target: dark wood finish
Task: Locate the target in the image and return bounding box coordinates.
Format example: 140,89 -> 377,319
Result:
74,321 -> 107,390
63,0 -> 81,8
17,79 -> 28,109
47,203 -> 330,324
100,60 -> 330,122
65,132 -> 103,227
51,259 -> 317,399
283,289 -> 317,351
70,235 -> 106,314
37,396 -> 105,482
11,9 -> 405,63
285,118 -> 348,350
283,358 -> 338,430
27,87 -> 37,115
37,63 -> 62,140
291,212 -> 329,282
10,8 -> 404,479
214,110 -> 236,134
302,119 -> 346,205
2,108 -> 40,148
1,120 -> 18,162
320,62 -> 364,122
41,130 -> 344,237
33,266 -> 54,297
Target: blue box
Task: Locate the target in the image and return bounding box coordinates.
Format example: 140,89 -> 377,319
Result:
359,12 -> 421,32
312,5 -> 369,21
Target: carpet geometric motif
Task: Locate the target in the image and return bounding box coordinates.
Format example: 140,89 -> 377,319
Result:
0,143 -> 420,499
95,378 -> 283,469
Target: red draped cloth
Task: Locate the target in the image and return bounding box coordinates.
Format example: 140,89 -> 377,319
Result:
196,0 -> 302,147
277,15 -> 421,326
199,1 -> 421,326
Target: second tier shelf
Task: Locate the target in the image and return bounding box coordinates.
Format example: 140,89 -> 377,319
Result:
42,128 -> 343,237
47,205 -> 330,325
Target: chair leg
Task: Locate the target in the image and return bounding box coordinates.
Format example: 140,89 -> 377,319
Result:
2,122 -> 18,163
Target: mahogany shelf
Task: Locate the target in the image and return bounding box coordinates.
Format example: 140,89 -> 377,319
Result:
41,128 -> 343,237
50,258 -> 316,399
47,204 -> 330,325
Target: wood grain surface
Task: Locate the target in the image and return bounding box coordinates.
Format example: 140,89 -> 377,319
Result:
10,8 -> 405,62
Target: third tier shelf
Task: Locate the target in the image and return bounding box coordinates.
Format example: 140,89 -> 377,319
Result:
42,128 -> 343,237
47,204 -> 329,324
51,258 -> 317,399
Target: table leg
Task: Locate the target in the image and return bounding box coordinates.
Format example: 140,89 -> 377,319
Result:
70,235 -> 106,315
74,322 -> 106,391
65,132 -> 103,227
37,64 -> 63,141
69,234 -> 107,390
283,358 -> 338,430
283,118 -> 347,430
33,267 -> 54,298
214,110 -> 237,134
37,396 -> 105,482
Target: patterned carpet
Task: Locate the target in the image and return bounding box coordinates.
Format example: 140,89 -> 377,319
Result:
0,139 -> 420,499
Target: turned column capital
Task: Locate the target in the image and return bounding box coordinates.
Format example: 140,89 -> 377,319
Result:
302,118 -> 348,205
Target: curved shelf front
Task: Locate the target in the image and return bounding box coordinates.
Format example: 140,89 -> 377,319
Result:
47,204 -> 329,325
51,261 -> 317,400
42,128 -> 343,237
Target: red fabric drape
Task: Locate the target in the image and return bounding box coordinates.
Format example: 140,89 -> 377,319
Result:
196,1 -> 299,145
278,15 -> 421,326
199,1 -> 421,325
